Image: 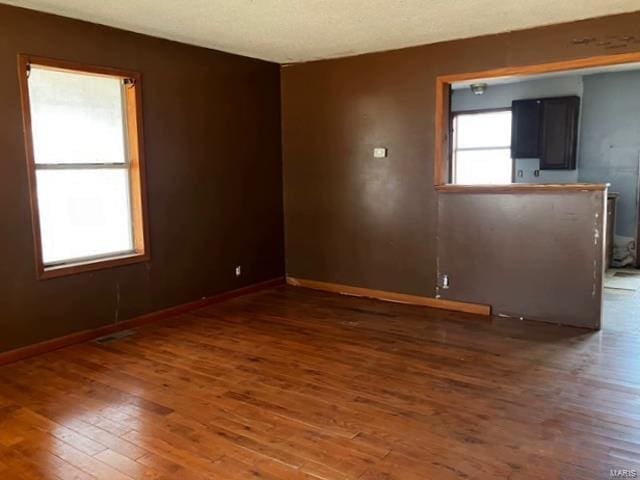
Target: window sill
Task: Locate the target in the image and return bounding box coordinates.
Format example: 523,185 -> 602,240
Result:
39,252 -> 149,280
435,183 -> 609,193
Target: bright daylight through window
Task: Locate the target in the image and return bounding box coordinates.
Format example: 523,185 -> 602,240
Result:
452,110 -> 513,184
20,57 -> 148,277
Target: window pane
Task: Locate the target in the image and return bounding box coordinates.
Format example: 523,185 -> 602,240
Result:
36,169 -> 134,264
29,67 -> 126,164
455,111 -> 512,148
454,149 -> 512,185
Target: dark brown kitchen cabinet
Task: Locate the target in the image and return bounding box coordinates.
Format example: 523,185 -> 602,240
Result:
511,99 -> 541,158
539,96 -> 580,170
510,96 -> 580,170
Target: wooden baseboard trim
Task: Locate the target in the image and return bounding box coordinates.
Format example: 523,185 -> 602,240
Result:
0,276 -> 284,366
287,277 -> 491,316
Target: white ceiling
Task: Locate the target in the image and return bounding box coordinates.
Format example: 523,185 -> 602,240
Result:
2,0 -> 639,64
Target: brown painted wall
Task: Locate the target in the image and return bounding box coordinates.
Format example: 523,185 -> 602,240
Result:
281,12 -> 640,321
437,191 -> 605,329
0,4 -> 284,352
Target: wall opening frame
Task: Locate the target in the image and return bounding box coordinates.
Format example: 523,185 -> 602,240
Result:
434,51 -> 640,190
17,54 -> 150,279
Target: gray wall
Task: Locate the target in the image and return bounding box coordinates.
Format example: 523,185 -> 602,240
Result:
578,71 -> 640,264
452,75 -> 582,184
451,75 -> 583,111
437,190 -> 605,329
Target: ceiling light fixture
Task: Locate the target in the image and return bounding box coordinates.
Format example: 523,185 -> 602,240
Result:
470,83 -> 487,95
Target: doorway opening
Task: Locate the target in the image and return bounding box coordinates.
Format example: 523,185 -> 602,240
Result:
435,53 -> 640,331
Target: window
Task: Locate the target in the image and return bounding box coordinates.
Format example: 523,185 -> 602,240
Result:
451,110 -> 513,184
18,56 -> 149,279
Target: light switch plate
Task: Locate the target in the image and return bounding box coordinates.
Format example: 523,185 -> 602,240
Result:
373,147 -> 387,158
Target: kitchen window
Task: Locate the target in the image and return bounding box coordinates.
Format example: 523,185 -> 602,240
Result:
451,109 -> 513,184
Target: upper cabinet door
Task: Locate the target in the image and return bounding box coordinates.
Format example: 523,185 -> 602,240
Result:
511,99 -> 541,159
539,96 -> 580,170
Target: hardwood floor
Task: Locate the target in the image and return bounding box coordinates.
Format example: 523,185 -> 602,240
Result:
0,285 -> 638,479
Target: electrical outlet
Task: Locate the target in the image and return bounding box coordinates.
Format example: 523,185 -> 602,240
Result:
235,265 -> 242,277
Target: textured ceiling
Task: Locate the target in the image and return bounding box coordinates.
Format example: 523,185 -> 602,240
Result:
2,0 -> 639,63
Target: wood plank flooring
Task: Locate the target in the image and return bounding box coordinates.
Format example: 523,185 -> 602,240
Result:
0,285 -> 638,479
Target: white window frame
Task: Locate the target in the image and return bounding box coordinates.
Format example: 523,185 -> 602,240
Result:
451,108 -> 513,184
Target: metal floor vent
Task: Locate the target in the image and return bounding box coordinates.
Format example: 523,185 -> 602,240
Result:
94,329 -> 136,345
